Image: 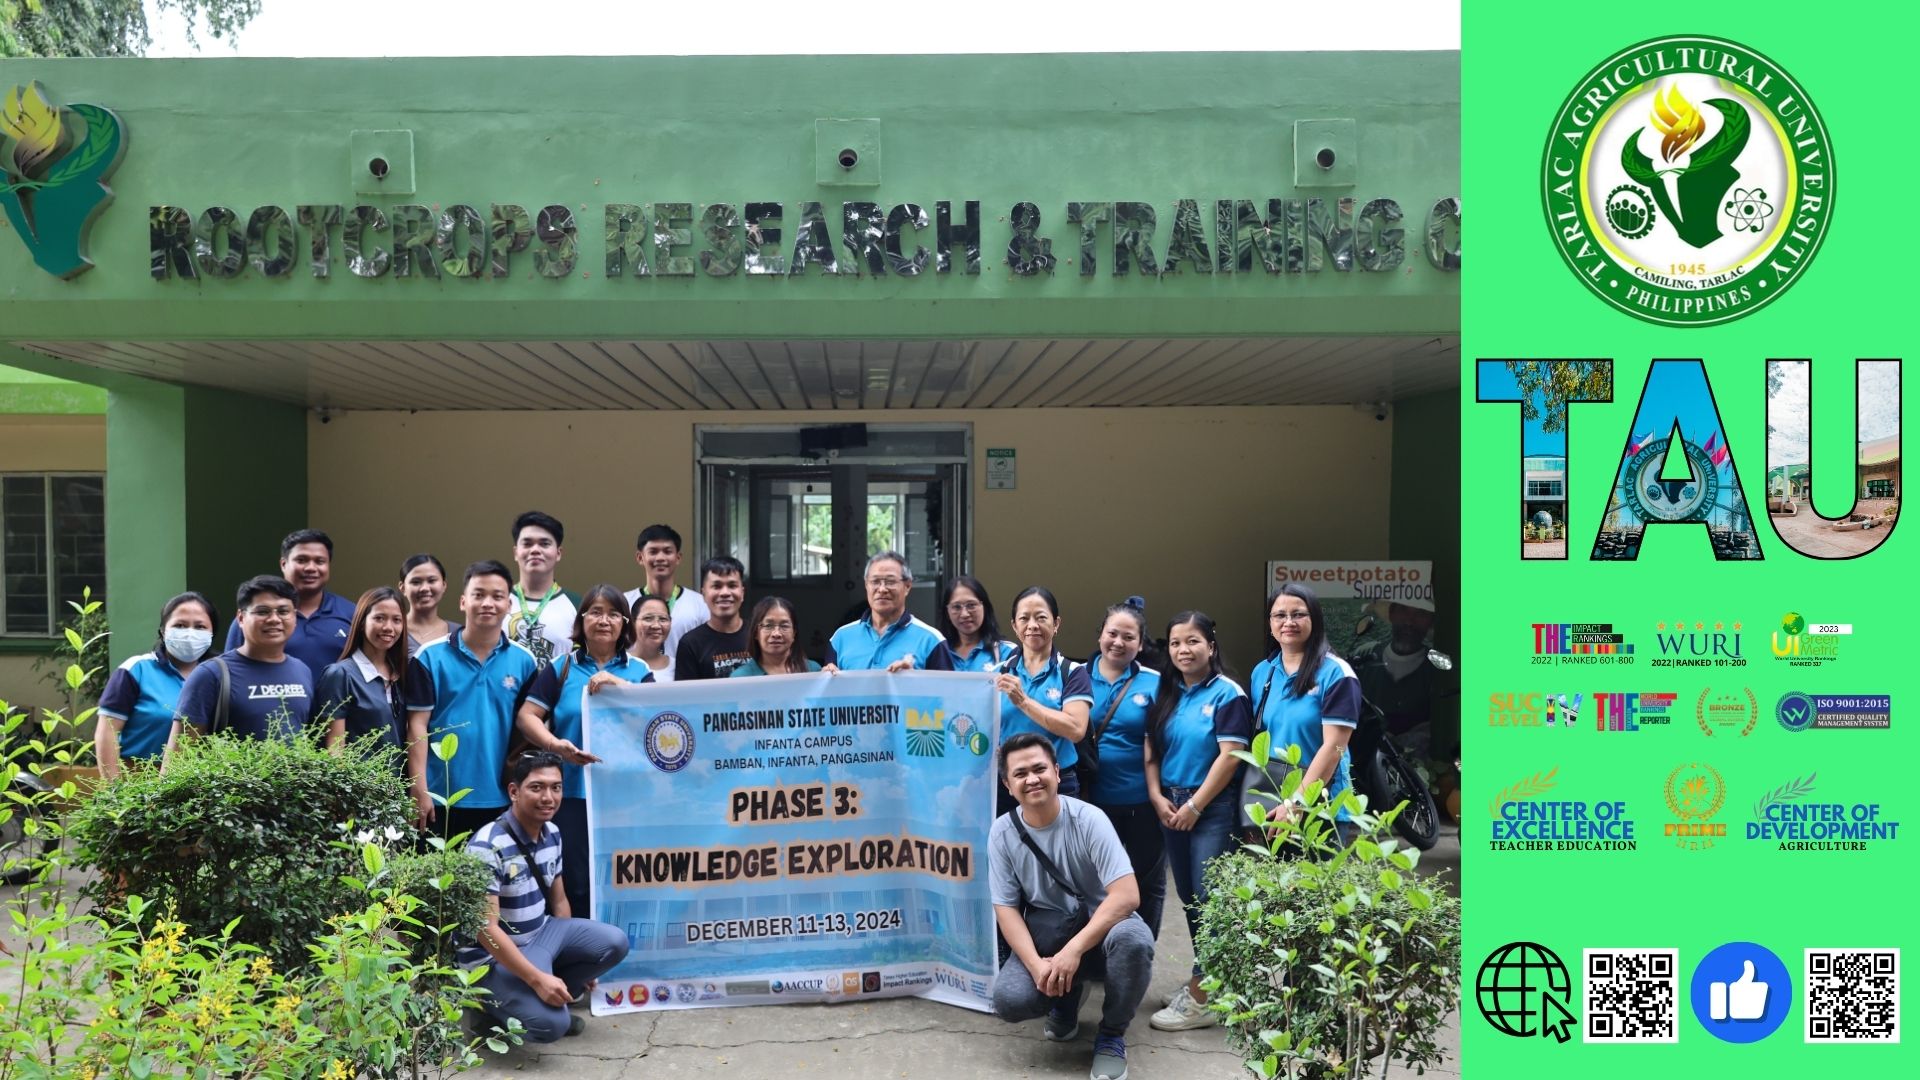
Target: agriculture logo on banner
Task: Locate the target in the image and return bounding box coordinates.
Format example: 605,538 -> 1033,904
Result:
1541,36 -> 1831,325
0,82 -> 125,279
583,671 -> 999,1014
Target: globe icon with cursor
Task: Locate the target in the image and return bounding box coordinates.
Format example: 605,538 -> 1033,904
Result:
1476,941 -> 1577,1042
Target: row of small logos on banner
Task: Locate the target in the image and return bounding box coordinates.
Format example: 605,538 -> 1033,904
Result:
1476,942 -> 1900,1045
600,967 -> 980,1009
1490,689 -> 1890,734
1530,615 -> 1849,668
1485,763 -> 1898,853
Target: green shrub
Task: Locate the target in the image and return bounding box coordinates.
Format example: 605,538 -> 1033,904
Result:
2,694 -> 508,1079
1197,733 -> 1461,1079
69,727 -> 417,969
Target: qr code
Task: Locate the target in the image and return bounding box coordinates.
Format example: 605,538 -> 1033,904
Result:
1582,948 -> 1678,1042
1806,949 -> 1900,1043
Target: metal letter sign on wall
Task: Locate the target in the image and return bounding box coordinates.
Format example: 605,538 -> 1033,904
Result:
1,82 -> 126,279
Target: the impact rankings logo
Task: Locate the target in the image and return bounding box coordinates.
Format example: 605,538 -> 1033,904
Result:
1540,35 -> 1832,326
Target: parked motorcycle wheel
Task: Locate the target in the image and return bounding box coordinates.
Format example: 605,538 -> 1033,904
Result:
1364,748 -> 1440,851
0,773 -> 57,886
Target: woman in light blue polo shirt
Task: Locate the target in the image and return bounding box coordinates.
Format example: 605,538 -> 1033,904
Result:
938,575 -> 1014,672
1144,610 -> 1251,1032
1083,601 -> 1166,938
515,583 -> 629,916
96,591 -> 219,779
1245,583 -> 1363,842
991,586 -> 1092,813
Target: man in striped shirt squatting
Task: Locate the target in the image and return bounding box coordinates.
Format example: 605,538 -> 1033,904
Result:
464,751 -> 629,1041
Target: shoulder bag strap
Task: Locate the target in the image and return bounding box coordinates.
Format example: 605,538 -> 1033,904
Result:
500,818 -> 553,899
213,657 -> 231,734
1089,669 -> 1137,745
1008,809 -> 1088,906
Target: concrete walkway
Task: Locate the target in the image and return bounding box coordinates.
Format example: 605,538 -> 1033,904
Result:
468,826 -> 1463,1079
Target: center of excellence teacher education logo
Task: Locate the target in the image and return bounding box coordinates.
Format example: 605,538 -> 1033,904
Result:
1488,766 -> 1639,853
1541,35 -> 1832,326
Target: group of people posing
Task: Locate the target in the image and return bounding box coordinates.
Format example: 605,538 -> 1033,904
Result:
93,514 -> 1367,1076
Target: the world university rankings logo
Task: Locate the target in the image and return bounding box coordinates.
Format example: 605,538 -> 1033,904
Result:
1542,36 -> 1832,326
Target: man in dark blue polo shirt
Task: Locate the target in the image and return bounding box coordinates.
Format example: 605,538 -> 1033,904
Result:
171,575 -> 316,748
827,551 -> 953,672
222,529 -> 355,676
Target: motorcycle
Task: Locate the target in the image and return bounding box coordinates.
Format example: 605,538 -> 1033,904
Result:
1347,611 -> 1455,851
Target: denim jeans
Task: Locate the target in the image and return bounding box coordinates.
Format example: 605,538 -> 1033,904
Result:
992,913 -> 1155,1038
1093,800 -> 1167,939
1160,784 -> 1236,977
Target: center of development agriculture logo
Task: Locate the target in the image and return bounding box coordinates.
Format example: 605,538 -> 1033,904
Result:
1542,36 -> 1832,326
0,82 -> 126,279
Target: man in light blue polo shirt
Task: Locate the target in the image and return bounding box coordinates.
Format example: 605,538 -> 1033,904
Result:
827,551 -> 953,672
222,529 -> 355,678
407,559 -> 542,838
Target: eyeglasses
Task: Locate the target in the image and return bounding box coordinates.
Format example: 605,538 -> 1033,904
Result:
946,602 -> 982,614
1269,611 -> 1311,624
866,577 -> 905,589
583,610 -> 625,623
758,621 -> 795,632
247,605 -> 295,620
636,615 -> 672,626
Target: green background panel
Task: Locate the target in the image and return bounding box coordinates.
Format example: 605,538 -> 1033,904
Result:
1465,7 -> 1911,1075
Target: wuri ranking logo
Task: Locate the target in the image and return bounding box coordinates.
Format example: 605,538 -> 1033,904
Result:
1542,36 -> 1831,325
1,82 -> 126,279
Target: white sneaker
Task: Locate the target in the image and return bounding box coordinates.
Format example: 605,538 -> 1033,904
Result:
1149,986 -> 1219,1031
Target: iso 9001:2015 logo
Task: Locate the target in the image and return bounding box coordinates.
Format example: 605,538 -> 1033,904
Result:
1541,36 -> 1832,326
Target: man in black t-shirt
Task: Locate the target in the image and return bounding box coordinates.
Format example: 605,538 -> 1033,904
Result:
674,557 -> 751,680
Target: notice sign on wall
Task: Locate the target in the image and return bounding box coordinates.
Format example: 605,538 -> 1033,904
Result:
985,448 -> 1017,490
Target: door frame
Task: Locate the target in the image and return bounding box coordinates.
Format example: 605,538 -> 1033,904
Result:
692,421 -> 975,586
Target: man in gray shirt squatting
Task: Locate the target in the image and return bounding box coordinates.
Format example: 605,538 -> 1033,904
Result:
990,732 -> 1156,1080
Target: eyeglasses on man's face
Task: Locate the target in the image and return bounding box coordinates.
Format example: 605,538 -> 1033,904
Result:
866,577 -> 905,589
247,605 -> 295,621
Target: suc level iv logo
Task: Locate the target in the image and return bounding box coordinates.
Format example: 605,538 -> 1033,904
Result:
1542,36 -> 1832,325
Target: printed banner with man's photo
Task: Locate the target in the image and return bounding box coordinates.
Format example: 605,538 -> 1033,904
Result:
582,671 -> 1000,1013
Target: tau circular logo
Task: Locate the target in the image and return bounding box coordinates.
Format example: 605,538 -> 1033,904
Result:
644,711 -> 694,772
1623,438 -> 1720,523
1542,36 -> 1832,326
1776,690 -> 1817,732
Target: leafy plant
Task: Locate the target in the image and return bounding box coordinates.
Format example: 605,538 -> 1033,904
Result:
68,725 -> 418,969
1,693 -> 507,1078
1196,732 -> 1461,1079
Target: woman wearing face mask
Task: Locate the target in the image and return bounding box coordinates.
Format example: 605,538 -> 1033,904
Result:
731,597 -> 821,676
1083,601 -> 1167,938
1244,583 -> 1363,845
400,554 -> 460,651
516,584 -> 625,916
938,575 -> 1014,673
992,586 -> 1092,814
1143,610 -> 1251,1032
96,592 -> 220,779
317,587 -> 412,754
628,594 -> 676,683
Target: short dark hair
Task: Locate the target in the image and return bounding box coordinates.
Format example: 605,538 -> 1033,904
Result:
636,524 -> 683,551
236,574 -> 298,612
998,732 -> 1056,779
700,556 -> 745,584
280,529 -> 333,559
463,559 -> 515,589
512,510 -> 565,547
506,751 -> 565,788
155,591 -> 221,661
570,584 -> 636,656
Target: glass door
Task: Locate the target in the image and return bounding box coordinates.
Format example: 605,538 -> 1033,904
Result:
697,426 -> 969,656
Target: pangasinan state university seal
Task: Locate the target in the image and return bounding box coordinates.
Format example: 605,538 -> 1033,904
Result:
1541,36 -> 1832,326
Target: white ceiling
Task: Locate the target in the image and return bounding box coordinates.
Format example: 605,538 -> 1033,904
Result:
17,336 -> 1458,412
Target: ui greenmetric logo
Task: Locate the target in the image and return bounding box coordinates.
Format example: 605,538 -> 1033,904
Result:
1542,36 -> 1832,326
0,82 -> 125,279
